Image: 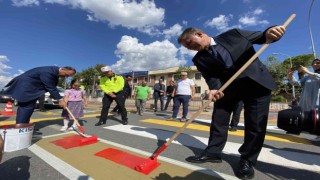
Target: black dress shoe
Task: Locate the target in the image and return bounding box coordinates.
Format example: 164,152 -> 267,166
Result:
33,131 -> 42,135
122,120 -> 128,125
229,126 -> 237,132
237,159 -> 254,179
95,121 -> 106,126
185,153 -> 222,163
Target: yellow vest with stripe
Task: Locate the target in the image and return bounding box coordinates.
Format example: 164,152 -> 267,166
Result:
99,74 -> 124,94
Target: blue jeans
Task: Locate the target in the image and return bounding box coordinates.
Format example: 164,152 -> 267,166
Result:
172,95 -> 191,118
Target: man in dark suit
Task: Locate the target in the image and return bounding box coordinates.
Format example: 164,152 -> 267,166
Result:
153,79 -> 165,112
178,26 -> 285,179
5,66 -> 76,124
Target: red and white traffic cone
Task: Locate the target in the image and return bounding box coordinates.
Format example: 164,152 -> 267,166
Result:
1,101 -> 16,116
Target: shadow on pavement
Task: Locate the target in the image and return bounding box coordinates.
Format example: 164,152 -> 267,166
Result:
0,156 -> 31,179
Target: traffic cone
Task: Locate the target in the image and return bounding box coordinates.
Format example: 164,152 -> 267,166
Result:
1,101 -> 16,115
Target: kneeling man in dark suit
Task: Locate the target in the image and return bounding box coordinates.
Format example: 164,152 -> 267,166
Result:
5,66 -> 76,124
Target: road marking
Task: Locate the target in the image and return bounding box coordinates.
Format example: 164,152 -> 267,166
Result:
31,132 -> 237,180
104,125 -> 320,173
0,114 -> 101,126
29,144 -> 93,180
141,119 -> 310,144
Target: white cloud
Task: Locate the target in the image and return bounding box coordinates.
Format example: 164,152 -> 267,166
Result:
178,46 -> 197,60
239,8 -> 269,26
253,8 -> 264,15
111,35 -> 186,73
204,14 -> 235,32
0,56 -> 13,88
12,0 -> 39,7
12,0 -> 165,35
163,23 -> 183,39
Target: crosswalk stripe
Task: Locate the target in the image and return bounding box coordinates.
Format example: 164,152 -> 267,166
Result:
31,132 -> 238,180
141,119 -> 311,144
29,144 -> 93,180
104,124 -> 320,173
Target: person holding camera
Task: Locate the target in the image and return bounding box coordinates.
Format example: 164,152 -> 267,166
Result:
288,58 -> 320,141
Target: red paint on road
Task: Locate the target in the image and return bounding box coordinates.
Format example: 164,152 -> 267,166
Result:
51,135 -> 98,149
95,148 -> 160,174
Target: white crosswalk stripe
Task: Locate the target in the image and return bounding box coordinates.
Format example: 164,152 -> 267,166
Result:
104,124 -> 320,173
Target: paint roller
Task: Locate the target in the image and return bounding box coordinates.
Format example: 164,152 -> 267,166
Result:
135,14 -> 296,174
65,107 -> 98,142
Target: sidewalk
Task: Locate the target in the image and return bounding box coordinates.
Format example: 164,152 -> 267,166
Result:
92,98 -> 279,126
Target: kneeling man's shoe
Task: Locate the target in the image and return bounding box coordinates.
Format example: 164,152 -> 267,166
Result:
186,153 -> 222,163
95,121 -> 106,126
237,159 -> 254,179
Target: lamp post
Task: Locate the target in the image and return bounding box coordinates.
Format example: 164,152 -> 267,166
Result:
308,0 -> 317,59
272,52 -> 295,99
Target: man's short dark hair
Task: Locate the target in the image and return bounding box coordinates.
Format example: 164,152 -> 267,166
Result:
62,66 -> 76,74
178,27 -> 204,44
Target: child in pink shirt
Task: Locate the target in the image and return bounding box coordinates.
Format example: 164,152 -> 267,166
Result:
60,79 -> 87,131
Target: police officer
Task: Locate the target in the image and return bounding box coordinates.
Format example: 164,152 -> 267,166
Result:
95,66 -> 128,126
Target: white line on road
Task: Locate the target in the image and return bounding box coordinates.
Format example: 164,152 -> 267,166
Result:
104,125 -> 320,173
29,144 -> 94,180
30,132 -> 237,180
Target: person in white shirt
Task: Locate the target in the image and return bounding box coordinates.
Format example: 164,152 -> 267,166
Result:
167,71 -> 195,122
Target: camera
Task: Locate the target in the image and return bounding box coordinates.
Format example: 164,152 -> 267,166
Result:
277,106 -> 320,135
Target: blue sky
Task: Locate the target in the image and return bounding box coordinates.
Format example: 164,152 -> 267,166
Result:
0,0 -> 319,88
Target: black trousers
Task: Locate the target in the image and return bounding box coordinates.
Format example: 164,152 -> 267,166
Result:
229,101 -> 244,127
154,94 -> 164,111
100,91 -> 128,122
205,78 -> 271,165
38,94 -> 45,110
164,95 -> 174,110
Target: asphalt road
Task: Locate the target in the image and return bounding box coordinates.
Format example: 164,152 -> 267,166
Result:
0,100 -> 319,180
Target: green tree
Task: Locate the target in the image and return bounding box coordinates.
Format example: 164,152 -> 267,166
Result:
264,54 -> 314,101
72,64 -> 105,93
175,66 -> 193,80
265,55 -> 288,96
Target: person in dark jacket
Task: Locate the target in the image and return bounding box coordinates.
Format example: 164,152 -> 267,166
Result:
5,66 -> 76,124
178,25 -> 285,179
153,79 -> 165,112
164,80 -> 175,111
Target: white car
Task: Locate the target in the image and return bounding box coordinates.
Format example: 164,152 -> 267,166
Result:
39,87 -> 65,107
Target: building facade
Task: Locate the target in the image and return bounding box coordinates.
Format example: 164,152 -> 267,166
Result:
123,66 -> 208,99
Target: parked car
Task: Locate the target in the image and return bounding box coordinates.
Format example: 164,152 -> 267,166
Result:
38,87 -> 65,108
0,89 -> 14,103
13,87 -> 65,108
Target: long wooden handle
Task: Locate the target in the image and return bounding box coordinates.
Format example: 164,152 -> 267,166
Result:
65,107 -> 80,126
165,14 -> 296,146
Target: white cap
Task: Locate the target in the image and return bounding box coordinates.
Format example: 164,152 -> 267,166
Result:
101,66 -> 112,72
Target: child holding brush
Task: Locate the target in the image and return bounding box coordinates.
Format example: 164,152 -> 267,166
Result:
60,79 -> 87,131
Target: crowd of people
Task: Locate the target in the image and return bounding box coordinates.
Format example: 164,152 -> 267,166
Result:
3,23 -> 320,179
